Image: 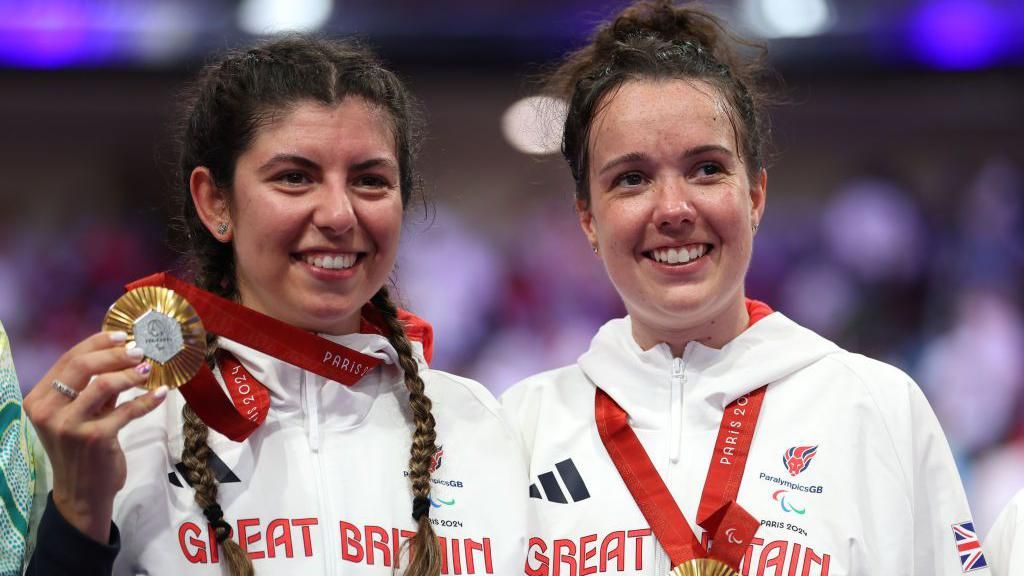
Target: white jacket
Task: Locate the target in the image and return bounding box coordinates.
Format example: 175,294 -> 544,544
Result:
110,330 -> 527,575
986,488 -> 1024,576
502,310 -> 987,576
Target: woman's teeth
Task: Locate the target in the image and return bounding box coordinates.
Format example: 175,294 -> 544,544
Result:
303,254 -> 357,270
649,245 -> 708,264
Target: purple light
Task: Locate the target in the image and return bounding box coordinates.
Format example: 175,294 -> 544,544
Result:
0,1 -> 134,69
0,3 -> 90,68
909,0 -> 1008,70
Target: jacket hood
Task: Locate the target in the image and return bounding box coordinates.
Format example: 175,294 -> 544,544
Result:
578,300 -> 841,432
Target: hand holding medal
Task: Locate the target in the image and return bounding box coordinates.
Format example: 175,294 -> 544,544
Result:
21,327 -> 172,543
101,285 -> 206,391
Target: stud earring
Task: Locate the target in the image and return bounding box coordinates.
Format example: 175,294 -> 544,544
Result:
592,245 -> 599,255
216,222 -> 229,235
751,221 -> 759,234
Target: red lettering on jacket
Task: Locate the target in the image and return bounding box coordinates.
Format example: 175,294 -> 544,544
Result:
266,519 -> 291,558
526,537 -> 550,576
340,520 -> 364,563
447,536 -> 463,574
526,530 -> 654,575
600,531 -> 625,572
579,534 -> 598,576
758,540 -> 787,574
333,522 -> 492,574
178,522 -> 207,564
626,529 -> 651,570
464,538 -> 493,574
178,518 -> 321,563
237,518 -> 265,560
801,546 -> 830,576
293,518 -> 318,557
175,518 -> 493,572
553,538 -> 577,576
787,543 -> 803,576
526,532 -> 831,576
366,525 -> 391,566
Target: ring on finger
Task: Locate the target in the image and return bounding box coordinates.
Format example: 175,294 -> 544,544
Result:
51,379 -> 79,400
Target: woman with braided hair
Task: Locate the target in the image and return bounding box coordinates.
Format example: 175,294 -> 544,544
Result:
23,36 -> 526,575
503,2 -> 985,575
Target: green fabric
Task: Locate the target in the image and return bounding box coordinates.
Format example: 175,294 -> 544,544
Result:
0,322 -> 34,576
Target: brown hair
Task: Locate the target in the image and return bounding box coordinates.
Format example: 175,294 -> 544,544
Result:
172,35 -> 440,576
548,0 -> 775,208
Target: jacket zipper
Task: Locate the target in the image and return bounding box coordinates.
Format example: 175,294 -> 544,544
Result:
670,356 -> 685,464
655,356 -> 688,574
302,370 -> 336,576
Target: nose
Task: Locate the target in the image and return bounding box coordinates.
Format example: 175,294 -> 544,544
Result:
312,179 -> 357,235
652,179 -> 696,230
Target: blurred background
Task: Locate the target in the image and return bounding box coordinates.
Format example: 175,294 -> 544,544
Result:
1,0 -> 1023,534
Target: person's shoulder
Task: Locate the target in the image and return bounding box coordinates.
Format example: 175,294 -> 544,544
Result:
987,488 -> 1024,576
502,364 -> 586,405
420,368 -> 503,419
1004,488 -> 1024,519
990,488 -> 1024,538
419,369 -> 529,461
817,349 -> 918,399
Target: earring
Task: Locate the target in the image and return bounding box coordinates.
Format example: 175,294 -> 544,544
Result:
216,222 -> 229,235
592,245 -> 599,255
751,221 -> 759,234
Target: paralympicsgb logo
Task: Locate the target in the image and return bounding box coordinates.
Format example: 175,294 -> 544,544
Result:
783,445 -> 818,477
430,446 -> 444,474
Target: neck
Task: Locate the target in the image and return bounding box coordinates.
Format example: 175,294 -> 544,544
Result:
630,296 -> 750,356
235,288 -> 362,336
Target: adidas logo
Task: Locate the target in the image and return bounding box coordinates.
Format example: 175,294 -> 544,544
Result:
168,451 -> 241,488
529,458 -> 590,503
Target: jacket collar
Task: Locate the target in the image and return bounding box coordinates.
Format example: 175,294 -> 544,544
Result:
214,310 -> 432,429
578,301 -> 840,431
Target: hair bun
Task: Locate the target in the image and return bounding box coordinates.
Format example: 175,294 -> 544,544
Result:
594,1 -> 728,63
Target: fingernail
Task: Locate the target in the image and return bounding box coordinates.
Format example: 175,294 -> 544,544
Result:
152,386 -> 169,400
126,346 -> 145,360
135,362 -> 151,376
109,331 -> 127,344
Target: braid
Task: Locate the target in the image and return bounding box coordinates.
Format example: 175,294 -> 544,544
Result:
182,405 -> 255,576
370,287 -> 442,576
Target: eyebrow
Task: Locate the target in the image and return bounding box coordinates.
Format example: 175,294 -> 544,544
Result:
597,144 -> 736,176
258,154 -> 320,174
598,152 -> 649,176
350,157 -> 399,172
258,154 -> 398,174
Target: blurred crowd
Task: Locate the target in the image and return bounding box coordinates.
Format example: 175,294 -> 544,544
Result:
2,150 -> 1022,535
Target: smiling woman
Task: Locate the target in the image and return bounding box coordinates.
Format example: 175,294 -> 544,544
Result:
501,2 -> 987,575
22,36 -> 527,576
191,98 -> 405,335
580,79 -> 765,351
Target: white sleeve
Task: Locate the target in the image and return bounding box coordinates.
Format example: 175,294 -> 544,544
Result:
906,384 -> 992,575
986,489 -> 1024,576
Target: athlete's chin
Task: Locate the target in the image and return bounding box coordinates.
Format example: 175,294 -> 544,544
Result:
631,285 -> 733,326
283,295 -> 366,335
648,285 -> 714,312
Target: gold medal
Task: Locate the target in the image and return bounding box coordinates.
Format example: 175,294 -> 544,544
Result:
670,558 -> 740,576
102,286 -> 206,390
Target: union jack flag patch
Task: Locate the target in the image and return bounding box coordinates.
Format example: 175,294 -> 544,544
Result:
952,521 -> 988,572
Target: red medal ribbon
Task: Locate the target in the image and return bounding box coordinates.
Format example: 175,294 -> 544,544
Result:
217,350 -> 271,427
595,299 -> 772,571
126,272 -> 391,441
